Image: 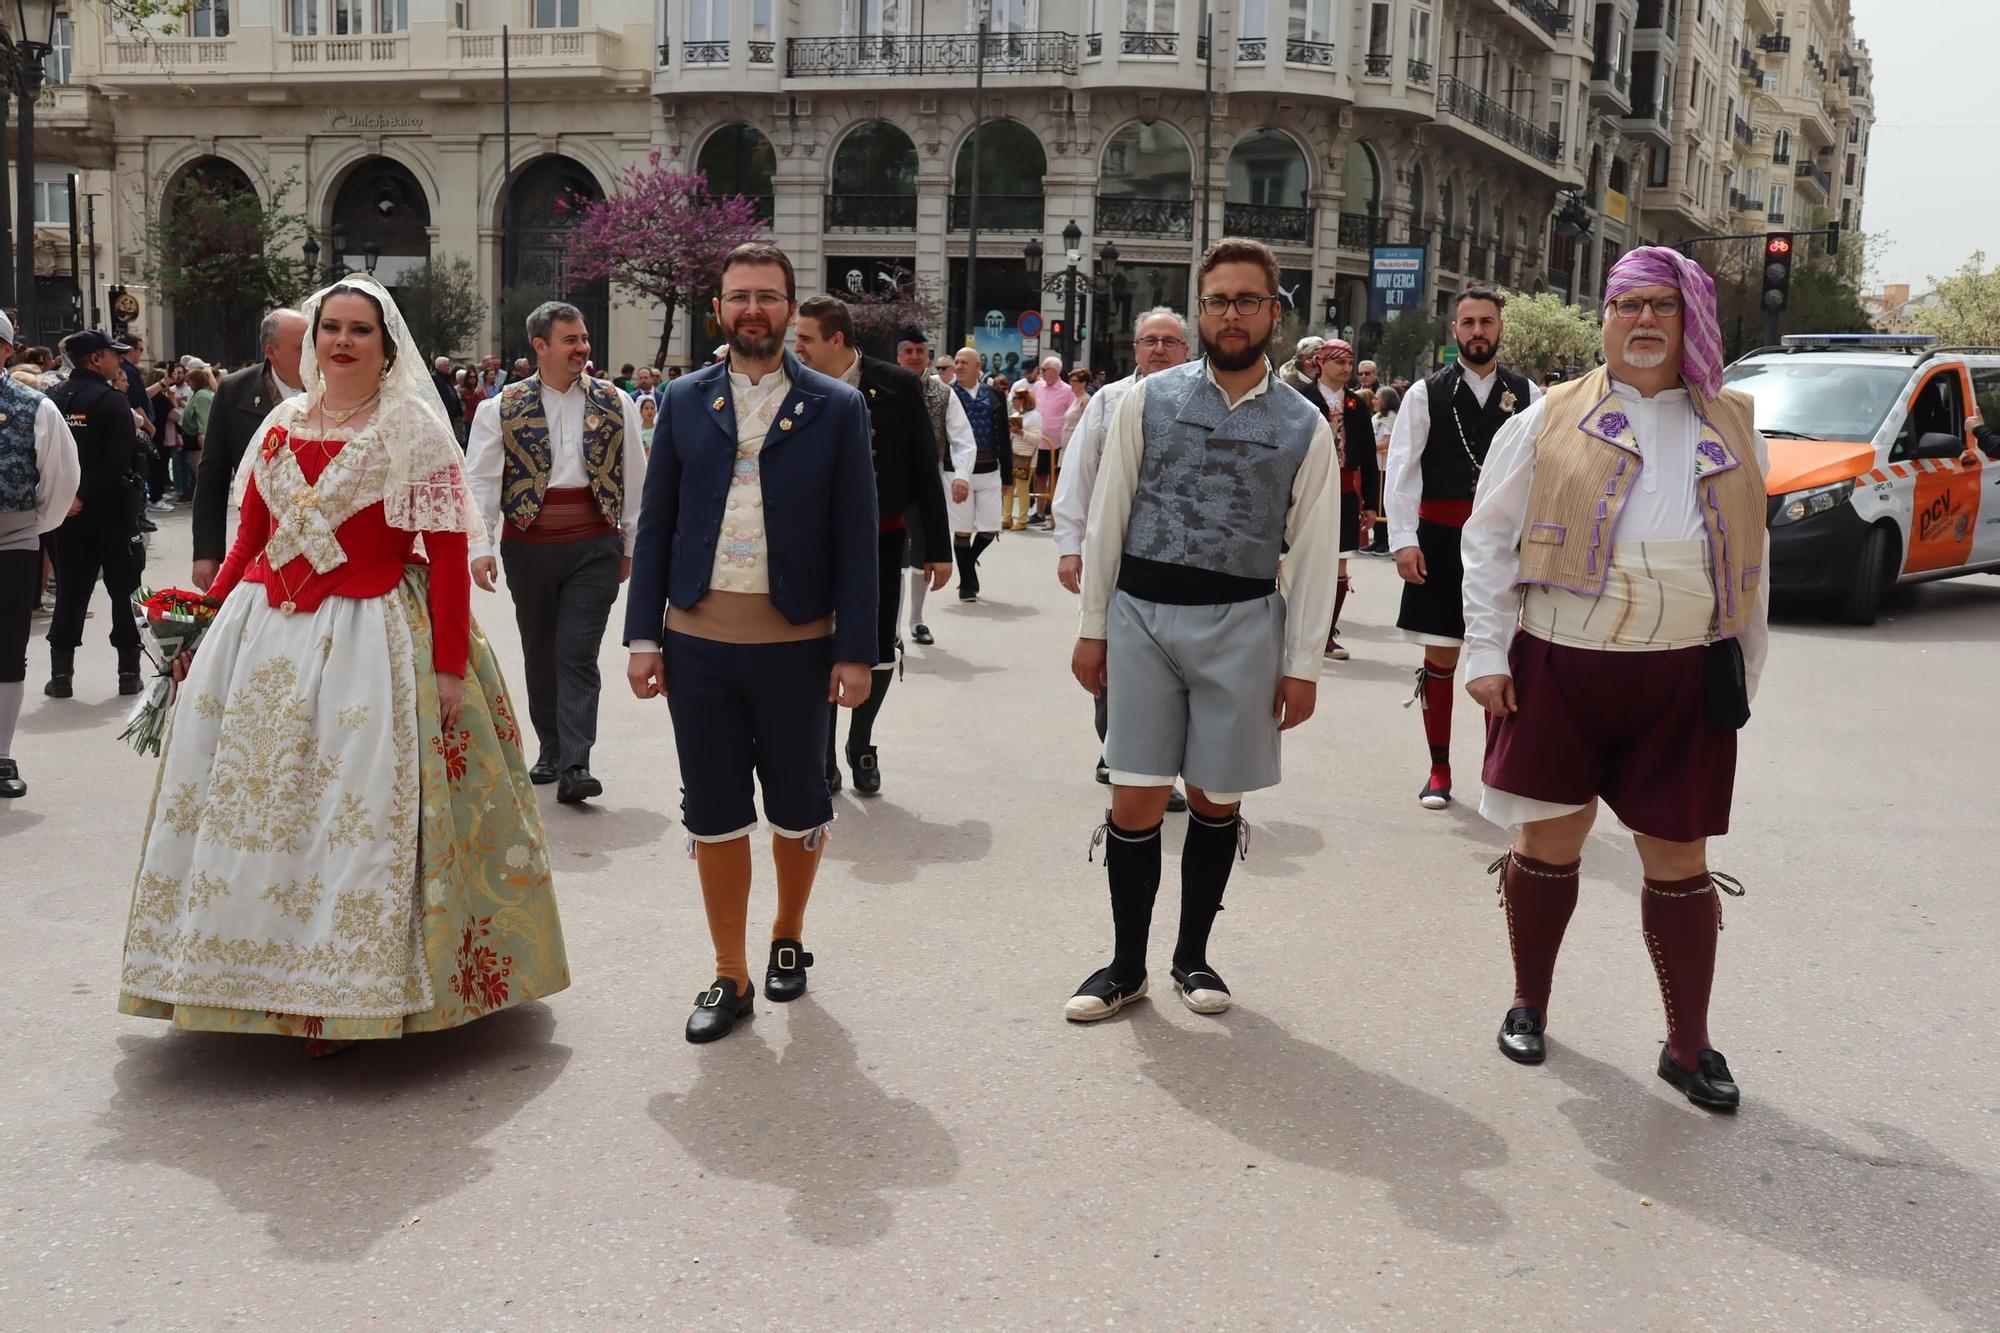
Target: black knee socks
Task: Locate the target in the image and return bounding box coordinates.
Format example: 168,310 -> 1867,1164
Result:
846,667 -> 894,753
1176,810 -> 1243,972
953,535 -> 979,595
1101,815 -> 1163,983
970,532 -> 996,561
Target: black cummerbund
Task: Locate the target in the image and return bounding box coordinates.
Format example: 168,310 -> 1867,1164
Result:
1116,553 -> 1275,606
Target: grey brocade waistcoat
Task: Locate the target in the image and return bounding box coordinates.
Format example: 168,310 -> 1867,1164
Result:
1123,360 -> 1321,581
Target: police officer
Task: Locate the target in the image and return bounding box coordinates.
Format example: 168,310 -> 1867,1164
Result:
45,330 -> 145,699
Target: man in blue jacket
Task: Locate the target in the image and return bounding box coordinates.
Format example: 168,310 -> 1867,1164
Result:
625,242 -> 879,1044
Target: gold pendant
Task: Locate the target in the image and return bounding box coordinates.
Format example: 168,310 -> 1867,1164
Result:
778,417 -> 793,431
712,395 -> 726,411
281,600 -> 297,615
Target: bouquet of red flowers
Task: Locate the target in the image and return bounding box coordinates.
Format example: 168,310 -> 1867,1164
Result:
119,587 -> 220,757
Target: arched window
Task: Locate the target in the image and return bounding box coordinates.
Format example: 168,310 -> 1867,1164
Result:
951,118 -> 1046,231
1408,161 -> 1429,229
697,123 -> 777,223
1342,141 -> 1381,215
1225,129 -> 1311,245
828,121 -> 919,230
505,155 -> 609,361
163,156 -> 261,362
328,156 -> 432,288
1099,120 -> 1193,237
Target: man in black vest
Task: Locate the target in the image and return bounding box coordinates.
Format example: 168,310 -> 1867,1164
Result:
191,307 -> 307,589
1383,288 -> 1538,811
793,296 -> 952,795
948,346 -> 1008,600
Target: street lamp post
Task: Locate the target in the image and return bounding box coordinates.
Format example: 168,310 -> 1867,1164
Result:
302,234 -> 322,286
963,1 -> 990,356
363,240 -> 381,277
9,0 -> 60,342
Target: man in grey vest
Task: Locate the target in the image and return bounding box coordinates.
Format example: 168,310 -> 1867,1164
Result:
1065,239 -> 1340,1022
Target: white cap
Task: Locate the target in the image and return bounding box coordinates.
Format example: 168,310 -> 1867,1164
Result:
0,312 -> 14,345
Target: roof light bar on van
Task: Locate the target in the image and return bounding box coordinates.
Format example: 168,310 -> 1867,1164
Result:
1779,333 -> 1939,349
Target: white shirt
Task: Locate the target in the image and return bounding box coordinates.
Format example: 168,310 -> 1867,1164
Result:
1051,372 -> 1139,557
1385,366 -> 1543,552
708,366 -> 792,594
1079,363 -> 1341,680
274,374 -> 302,402
466,374 -> 648,559
1460,382 -> 1771,697
0,397 -> 81,553
930,375 -> 977,481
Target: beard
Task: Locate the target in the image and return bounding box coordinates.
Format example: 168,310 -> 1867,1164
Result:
1456,335 -> 1497,367
1621,330 -> 1673,369
725,312 -> 787,361
1201,326 -> 1274,373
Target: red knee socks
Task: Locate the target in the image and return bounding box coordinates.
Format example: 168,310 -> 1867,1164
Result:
1421,664 -> 1455,783
1330,575 -> 1351,639
1642,873 -> 1722,1072
1498,850 -> 1581,1012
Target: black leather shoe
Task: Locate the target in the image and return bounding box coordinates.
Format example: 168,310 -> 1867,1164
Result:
1657,1047 -> 1741,1111
685,978 -> 754,1043
1166,788 -> 1188,813
0,759 -> 24,799
1497,1007 -> 1547,1064
825,760 -> 843,794
911,623 -> 934,646
119,671 -> 144,696
529,758 -> 558,785
43,675 -> 72,699
764,938 -> 814,1003
556,766 -> 602,804
1095,758 -> 1111,785
849,746 -> 882,796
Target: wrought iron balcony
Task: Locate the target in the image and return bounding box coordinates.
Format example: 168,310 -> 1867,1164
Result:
1097,195 -> 1194,238
1794,159 -> 1832,195
1237,36 -> 1266,62
1223,202 -> 1314,247
1772,149 -> 1791,165
1407,223 -> 1432,247
1337,212 -> 1387,249
1734,115 -> 1755,146
1438,232 -> 1463,270
787,31 -> 1078,78
1768,210 -> 1786,224
825,194 -> 917,231
1363,52 -> 1391,76
1591,61 -> 1629,92
1468,244 -> 1490,280
1086,31 -> 1102,56
1508,0 -> 1564,38
748,40 -> 773,65
1121,30 -> 1177,56
1289,39 -> 1338,67
1758,33 -> 1791,54
1407,59 -> 1432,85
683,40 -> 728,64
1439,75 -> 1564,164
949,194 -> 1045,231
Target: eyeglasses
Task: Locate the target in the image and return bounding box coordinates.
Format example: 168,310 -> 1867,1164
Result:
1135,335 -> 1187,349
720,291 -> 791,310
1196,294 -> 1280,317
1609,295 -> 1682,320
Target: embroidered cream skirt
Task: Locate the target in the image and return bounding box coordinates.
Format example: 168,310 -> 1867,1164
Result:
118,565 -> 569,1041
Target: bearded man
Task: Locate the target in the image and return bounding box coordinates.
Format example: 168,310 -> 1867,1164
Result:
626,242 -> 879,1044
1461,247 -> 1768,1111
1384,287 -> 1539,810
1064,239 -> 1338,1023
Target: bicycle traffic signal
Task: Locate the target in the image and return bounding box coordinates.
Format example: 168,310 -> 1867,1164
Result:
1762,233 -> 1794,312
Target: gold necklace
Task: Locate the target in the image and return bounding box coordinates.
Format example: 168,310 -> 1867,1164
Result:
1449,368 -> 1491,474
320,389 -> 380,429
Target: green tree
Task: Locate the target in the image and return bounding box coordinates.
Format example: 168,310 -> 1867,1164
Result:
843,265 -> 944,360
145,168 -> 315,361
1909,252 -> 2000,345
1372,309 -> 1446,383
1709,228 -> 1875,360
1495,288 -> 1602,377
394,256 -> 484,361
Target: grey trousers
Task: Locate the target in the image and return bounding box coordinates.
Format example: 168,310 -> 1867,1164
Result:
500,534 -> 622,770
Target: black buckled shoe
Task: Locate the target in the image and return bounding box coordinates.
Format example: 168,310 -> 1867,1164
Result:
685,978 -> 755,1043
1166,788 -> 1188,814
849,746 -> 882,796
1497,1007 -> 1547,1064
529,757 -> 558,785
764,938 -> 814,1003
1063,966 -> 1148,1023
0,759 -> 24,799
1657,1047 -> 1741,1112
556,766 -> 602,804
911,623 -> 934,646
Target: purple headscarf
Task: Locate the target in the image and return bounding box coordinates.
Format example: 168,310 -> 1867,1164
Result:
1604,246 -> 1723,400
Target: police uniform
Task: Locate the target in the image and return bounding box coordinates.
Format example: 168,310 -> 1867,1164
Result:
45,337 -> 146,697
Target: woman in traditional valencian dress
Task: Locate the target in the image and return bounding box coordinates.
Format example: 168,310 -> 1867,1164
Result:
118,276 -> 568,1056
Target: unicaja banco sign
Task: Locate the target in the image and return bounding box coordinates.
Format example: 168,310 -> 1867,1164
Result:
325,110 -> 425,132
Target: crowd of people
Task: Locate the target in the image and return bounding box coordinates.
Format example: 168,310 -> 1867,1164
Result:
0,235 -> 1765,1114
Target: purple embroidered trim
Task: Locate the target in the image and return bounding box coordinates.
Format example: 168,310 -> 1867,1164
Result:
1742,564 -> 1762,589
1604,476 -> 1619,496
1527,522 -> 1567,544
1697,438 -> 1728,467
1596,410 -> 1630,437
1596,498 -> 1609,519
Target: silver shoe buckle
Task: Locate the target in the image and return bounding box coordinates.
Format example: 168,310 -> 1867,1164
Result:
698,985 -> 726,1009
776,947 -> 798,971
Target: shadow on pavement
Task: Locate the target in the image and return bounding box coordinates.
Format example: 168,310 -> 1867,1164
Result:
16,695 -> 131,735
0,805 -> 45,838
1547,1042 -> 2000,1326
944,597 -> 1036,622
1771,578 -> 2000,645
1236,819 -> 1326,880
821,800 -> 993,885
1319,655 -> 1425,686
1133,1007 -> 1512,1246
93,1003 -> 571,1261
538,801 -> 675,856
649,998 -> 958,1246
902,647 -> 1002,683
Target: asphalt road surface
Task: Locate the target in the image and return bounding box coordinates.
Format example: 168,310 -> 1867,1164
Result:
5,509 -> 1996,1330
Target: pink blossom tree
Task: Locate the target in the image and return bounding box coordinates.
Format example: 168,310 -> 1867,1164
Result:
559,151 -> 767,367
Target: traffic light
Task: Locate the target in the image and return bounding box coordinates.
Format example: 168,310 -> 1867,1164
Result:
1050,318 -> 1065,341
1762,233 -> 1794,312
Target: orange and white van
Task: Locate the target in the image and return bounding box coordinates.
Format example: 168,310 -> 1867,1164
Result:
1722,334 -> 2000,622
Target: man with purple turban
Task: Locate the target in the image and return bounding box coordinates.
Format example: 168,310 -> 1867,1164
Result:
1459,246 -> 1769,1111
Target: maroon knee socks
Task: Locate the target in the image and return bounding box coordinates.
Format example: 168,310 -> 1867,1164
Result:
1330,575 -> 1351,638
1421,664 -> 1455,781
1499,851 -> 1581,1012
1642,873 -> 1722,1071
